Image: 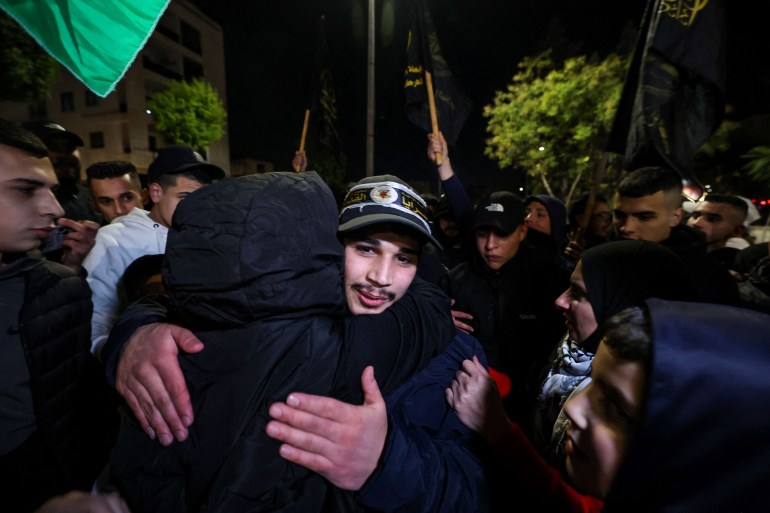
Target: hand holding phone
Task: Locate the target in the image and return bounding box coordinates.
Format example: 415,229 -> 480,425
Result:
41,225 -> 70,253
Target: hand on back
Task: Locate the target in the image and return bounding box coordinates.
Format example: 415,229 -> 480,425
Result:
116,322 -> 203,445
266,366 -> 388,490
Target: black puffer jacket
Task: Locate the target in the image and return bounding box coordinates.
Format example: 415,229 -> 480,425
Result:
6,255 -> 118,511
109,172 -> 455,512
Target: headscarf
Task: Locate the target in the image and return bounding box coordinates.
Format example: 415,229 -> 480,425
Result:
580,239 -> 698,353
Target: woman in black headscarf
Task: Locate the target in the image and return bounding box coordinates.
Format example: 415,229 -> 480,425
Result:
532,239 -> 699,461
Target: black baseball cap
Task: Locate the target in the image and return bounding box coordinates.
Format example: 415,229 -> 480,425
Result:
21,120 -> 84,147
147,144 -> 225,183
338,174 -> 442,250
473,191 -> 526,235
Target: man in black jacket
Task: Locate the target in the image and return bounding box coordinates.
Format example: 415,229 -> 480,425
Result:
439,191 -> 570,428
613,166 -> 740,305
0,119 -> 118,512
104,173 -> 488,512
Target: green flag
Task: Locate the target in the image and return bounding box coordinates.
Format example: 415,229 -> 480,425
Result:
0,0 -> 170,98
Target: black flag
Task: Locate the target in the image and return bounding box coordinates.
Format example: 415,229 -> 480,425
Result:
605,0 -> 727,196
403,0 -> 471,146
310,16 -> 342,154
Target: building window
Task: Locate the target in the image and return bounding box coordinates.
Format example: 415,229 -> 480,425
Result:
60,92 -> 74,112
180,21 -> 201,54
183,57 -> 204,81
90,131 -> 105,149
85,90 -> 100,107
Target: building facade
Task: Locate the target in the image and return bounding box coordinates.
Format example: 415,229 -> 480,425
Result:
0,0 -> 230,176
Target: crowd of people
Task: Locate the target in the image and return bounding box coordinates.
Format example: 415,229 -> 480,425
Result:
2,116 -> 770,513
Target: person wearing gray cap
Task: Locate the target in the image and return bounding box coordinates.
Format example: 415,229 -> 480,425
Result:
82,145 -> 224,356
103,172 -> 488,512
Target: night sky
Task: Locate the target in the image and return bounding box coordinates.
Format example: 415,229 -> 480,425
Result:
190,0 -> 646,190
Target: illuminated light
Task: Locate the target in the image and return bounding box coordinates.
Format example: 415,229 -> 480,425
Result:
519,187 -> 524,192
538,146 -> 545,152
146,109 -> 152,115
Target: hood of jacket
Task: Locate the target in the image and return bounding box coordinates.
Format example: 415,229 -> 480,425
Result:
163,171 -> 345,330
603,298 -> 770,513
527,194 -> 567,246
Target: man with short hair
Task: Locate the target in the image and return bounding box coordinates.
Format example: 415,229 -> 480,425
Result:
86,160 -> 146,224
0,118 -> 118,512
686,193 -> 748,268
105,173 -> 487,512
21,120 -> 102,224
614,166 -> 740,304
83,144 -> 224,355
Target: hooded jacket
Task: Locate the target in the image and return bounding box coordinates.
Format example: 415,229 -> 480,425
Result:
109,172 -> 456,513
603,299 -> 770,513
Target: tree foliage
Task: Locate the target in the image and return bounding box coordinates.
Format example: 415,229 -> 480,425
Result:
0,11 -> 59,102
147,78 -> 227,152
741,146 -> 770,190
483,50 -> 629,201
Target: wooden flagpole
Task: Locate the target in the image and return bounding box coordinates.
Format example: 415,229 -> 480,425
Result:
295,109 -> 310,172
425,70 -> 443,166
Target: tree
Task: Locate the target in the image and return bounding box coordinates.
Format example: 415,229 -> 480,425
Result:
483,50 -> 628,202
0,10 -> 59,102
147,78 -> 227,152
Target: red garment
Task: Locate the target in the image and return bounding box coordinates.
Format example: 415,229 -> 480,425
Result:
489,423 -> 604,513
488,366 -> 511,398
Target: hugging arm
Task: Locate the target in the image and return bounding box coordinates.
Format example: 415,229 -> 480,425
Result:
102,295 -> 203,445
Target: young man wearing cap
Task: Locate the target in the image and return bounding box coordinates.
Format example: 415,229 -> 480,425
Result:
103,173 -> 487,511
440,190 -> 569,429
86,160 -> 147,225
82,144 -> 224,356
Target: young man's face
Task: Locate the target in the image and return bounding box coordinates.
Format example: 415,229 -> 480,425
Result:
475,224 -> 527,271
525,201 -> 551,235
613,191 -> 683,243
343,230 -> 420,315
562,341 -> 647,499
588,202 -> 612,238
148,175 -> 206,227
90,174 -> 144,223
686,201 -> 745,251
0,144 -> 64,257
554,261 -> 598,342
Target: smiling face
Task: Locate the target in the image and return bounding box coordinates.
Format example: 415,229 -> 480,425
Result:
554,261 -> 598,342
562,341 -> 646,499
343,229 -> 420,315
475,224 -> 527,271
0,143 -> 64,259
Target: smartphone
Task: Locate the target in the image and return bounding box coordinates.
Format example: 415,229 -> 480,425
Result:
41,225 -> 70,253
